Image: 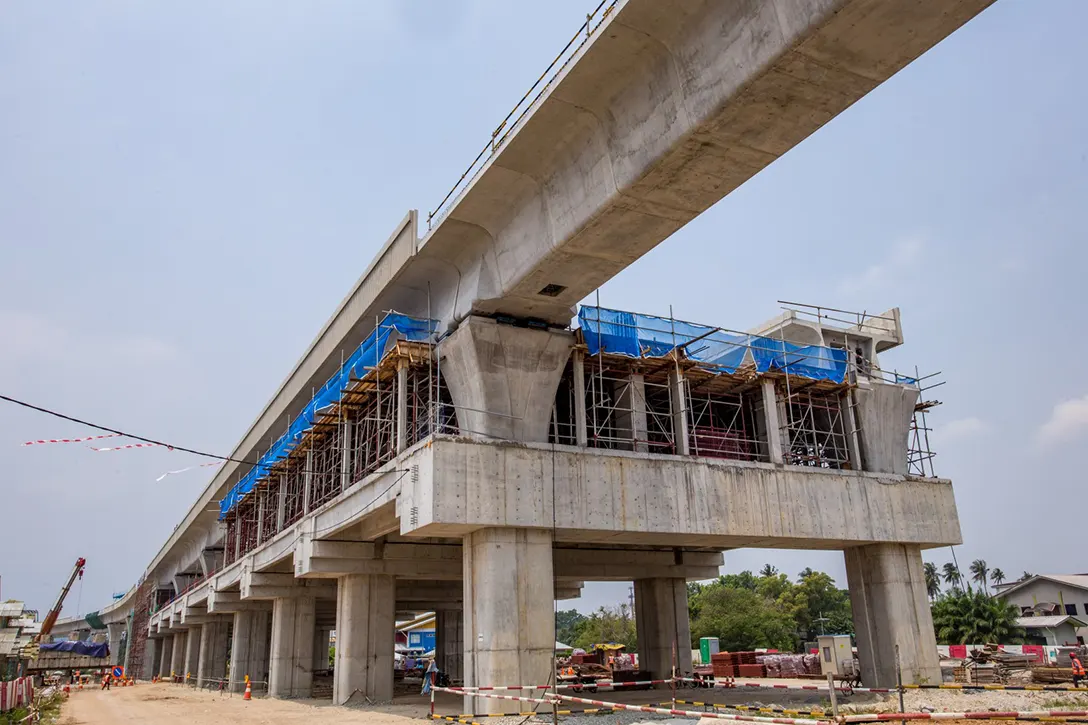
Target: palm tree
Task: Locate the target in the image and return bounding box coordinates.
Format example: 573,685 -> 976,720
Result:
991,568 -> 1006,587
969,559 -> 990,594
942,563 -> 962,590
923,562 -> 941,601
932,589 -> 1024,644
1021,572 -> 1035,582
759,564 -> 778,578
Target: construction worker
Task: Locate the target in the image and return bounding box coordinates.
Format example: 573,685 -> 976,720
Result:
1071,651 -> 1086,688
101,671 -> 111,690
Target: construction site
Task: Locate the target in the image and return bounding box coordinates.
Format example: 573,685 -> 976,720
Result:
11,0 -> 1088,724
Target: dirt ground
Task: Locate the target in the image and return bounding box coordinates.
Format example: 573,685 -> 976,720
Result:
57,683 -> 429,725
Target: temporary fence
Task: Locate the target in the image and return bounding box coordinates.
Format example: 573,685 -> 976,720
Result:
553,691 -> 835,725
675,699 -> 831,719
677,677 -> 1088,694
842,711 -> 1088,722
0,676 -> 34,713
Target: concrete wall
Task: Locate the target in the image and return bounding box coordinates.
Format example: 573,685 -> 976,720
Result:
401,437 -> 961,548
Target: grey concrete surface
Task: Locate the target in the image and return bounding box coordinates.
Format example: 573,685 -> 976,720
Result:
269,595 -> 316,699
846,543 -> 942,686
401,436 -> 962,548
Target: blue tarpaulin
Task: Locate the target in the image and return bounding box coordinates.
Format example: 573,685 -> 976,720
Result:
220,312 -> 437,519
39,641 -> 110,658
578,306 -> 848,383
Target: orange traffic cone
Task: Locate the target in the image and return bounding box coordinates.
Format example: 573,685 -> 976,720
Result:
243,677 -> 252,701
78,679 -> 84,691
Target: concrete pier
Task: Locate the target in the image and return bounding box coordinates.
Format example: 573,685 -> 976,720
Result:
634,578 -> 693,680
846,543 -> 942,686
158,636 -> 173,679
143,637 -> 159,680
333,574 -> 394,705
436,609 -> 463,683
183,629 -> 200,682
229,609 -> 270,693
197,619 -> 230,688
269,595 -> 316,698
107,622 -> 125,666
463,528 -> 554,713
170,632 -> 185,679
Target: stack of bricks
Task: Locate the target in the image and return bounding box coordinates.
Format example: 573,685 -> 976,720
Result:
711,651 -> 767,678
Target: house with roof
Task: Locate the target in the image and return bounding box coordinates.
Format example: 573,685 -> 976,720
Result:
997,575 -> 1088,646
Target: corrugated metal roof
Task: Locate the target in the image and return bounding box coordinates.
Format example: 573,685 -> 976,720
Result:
0,602 -> 25,617
1017,615 -> 1087,628
999,574 -> 1088,599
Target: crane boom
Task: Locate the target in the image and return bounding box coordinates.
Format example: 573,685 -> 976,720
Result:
37,557 -> 86,640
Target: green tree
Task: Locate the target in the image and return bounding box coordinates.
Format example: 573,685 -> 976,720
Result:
757,572 -> 794,602
990,568 -> 1006,587
782,570 -> 854,640
690,584 -> 798,652
923,562 -> 941,601
969,559 -> 990,594
931,589 -> 1024,644
556,609 -> 586,647
719,571 -> 759,592
759,564 -> 779,578
942,562 -> 962,590
573,605 -> 637,650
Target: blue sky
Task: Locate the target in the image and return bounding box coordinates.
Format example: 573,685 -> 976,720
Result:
2,0 -> 1086,617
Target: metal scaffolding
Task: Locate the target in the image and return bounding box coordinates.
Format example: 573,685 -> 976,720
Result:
223,341 -> 452,566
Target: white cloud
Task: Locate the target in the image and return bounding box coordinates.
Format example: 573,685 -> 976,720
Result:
838,234 -> 925,294
1037,394 -> 1088,446
939,416 -> 990,442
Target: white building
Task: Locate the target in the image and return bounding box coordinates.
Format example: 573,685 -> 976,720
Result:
997,575 -> 1088,645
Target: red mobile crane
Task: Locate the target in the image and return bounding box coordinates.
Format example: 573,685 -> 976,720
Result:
36,557 -> 86,641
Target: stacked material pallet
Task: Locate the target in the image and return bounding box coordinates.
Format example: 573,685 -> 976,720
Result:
757,654 -> 822,678
1031,666 -> 1075,684
710,652 -> 735,678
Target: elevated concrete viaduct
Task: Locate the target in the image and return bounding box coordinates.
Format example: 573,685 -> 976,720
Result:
53,0 -> 993,708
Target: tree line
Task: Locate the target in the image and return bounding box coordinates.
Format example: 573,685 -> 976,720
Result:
558,559 -> 1026,652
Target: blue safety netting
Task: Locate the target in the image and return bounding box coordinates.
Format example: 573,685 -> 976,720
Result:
219,312 -> 437,519
578,306 -> 848,383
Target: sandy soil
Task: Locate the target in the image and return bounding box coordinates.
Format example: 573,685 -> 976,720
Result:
57,683 -> 429,725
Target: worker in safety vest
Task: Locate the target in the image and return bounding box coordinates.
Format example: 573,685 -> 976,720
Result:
1071,652 -> 1086,688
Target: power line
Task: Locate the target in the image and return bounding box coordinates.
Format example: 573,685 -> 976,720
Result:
0,393 -> 254,465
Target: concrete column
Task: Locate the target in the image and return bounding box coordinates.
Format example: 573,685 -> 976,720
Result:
107,623 -> 125,666
341,419 -> 353,491
143,637 -> 159,680
437,609 -> 463,683
158,635 -> 173,678
182,628 -> 200,682
845,543 -> 941,687
170,631 -> 186,680
269,596 -> 316,699
616,372 -> 649,452
760,379 -> 784,464
197,619 -> 230,688
634,578 -> 693,679
463,528 -> 554,713
122,619 -> 134,674
852,383 -> 919,475
229,609 -> 271,692
333,574 -> 395,704
669,369 -> 690,455
572,350 -> 588,447
440,315 -> 574,442
397,359 -> 409,453
312,628 -> 330,672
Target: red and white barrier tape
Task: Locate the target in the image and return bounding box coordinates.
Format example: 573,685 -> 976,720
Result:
434,687 -> 553,706
156,462 -> 223,482
677,678 -> 897,694
456,679 -> 673,692
21,433 -> 120,446
90,442 -> 169,452
553,692 -> 833,725
842,710 -> 1088,722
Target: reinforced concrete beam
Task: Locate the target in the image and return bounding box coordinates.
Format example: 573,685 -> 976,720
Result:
294,540 -> 462,579
400,437 -> 961,549
207,589 -> 273,614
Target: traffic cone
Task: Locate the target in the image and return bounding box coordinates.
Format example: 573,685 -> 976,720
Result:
78,678 -> 84,691
243,677 -> 252,701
